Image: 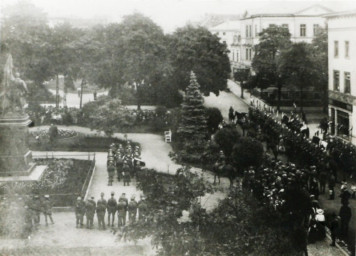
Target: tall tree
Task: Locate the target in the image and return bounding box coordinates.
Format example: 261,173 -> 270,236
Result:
169,25 -> 231,96
311,27 -> 328,112
279,42 -> 318,111
252,25 -> 291,110
177,71 -> 208,154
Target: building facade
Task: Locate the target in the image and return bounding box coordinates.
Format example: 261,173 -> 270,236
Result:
209,21 -> 241,75
238,4 -> 331,67
326,11 -> 356,142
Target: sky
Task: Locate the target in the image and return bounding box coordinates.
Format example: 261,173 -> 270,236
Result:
1,0 -> 356,32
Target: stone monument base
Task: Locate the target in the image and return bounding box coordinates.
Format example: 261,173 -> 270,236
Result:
0,165 -> 46,182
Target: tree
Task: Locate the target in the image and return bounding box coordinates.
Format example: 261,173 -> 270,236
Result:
251,25 -> 291,110
279,43 -> 318,111
205,107 -> 223,134
231,137 -> 264,174
85,97 -> 135,136
311,27 -> 328,113
169,25 -> 231,96
177,72 -> 208,158
213,126 -> 240,158
0,1 -> 54,101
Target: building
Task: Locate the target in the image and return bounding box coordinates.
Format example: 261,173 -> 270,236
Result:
209,20 -> 241,75
238,4 -> 332,67
326,10 -> 356,142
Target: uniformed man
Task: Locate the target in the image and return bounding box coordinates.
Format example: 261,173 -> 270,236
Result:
123,161 -> 131,186
31,195 -> 41,226
85,196 -> 96,229
107,192 -> 117,227
128,195 -> 138,223
138,195 -> 147,221
43,195 -> 54,226
117,193 -> 128,227
75,196 -> 85,228
116,154 -> 124,181
107,163 -> 115,186
96,192 -> 107,230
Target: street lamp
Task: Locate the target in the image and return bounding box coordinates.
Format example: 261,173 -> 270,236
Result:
234,66 -> 250,99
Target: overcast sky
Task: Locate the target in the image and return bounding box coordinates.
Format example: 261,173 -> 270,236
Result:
1,0 -> 355,32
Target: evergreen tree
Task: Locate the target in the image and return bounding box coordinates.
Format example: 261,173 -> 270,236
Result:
177,72 -> 208,159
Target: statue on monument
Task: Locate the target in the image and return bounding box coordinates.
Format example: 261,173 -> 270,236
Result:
0,53 -> 28,117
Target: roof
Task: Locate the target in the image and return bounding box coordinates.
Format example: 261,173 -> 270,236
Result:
242,3 -> 333,19
324,9 -> 356,19
210,20 -> 241,32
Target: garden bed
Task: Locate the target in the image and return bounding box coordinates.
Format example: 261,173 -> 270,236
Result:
33,158 -> 94,207
29,132 -> 139,152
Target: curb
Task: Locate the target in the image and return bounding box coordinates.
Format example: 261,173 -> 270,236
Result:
84,165 -> 96,200
325,231 -> 351,256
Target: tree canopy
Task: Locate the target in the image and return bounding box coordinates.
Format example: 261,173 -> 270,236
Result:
251,25 -> 291,109
169,25 -> 231,96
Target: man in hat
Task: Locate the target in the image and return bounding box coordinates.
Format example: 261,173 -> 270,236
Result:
128,195 -> 138,223
43,195 -> 54,226
117,193 -> 128,226
329,213 -> 339,246
138,195 -> 147,221
86,196 -> 96,229
107,192 -> 117,227
31,195 -> 42,226
75,196 -> 86,228
96,192 -> 107,230
123,161 -> 131,186
339,202 -> 352,238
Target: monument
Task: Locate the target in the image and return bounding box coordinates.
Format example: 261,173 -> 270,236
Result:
0,51 -> 44,179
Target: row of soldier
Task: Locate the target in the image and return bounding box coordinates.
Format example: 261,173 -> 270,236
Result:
0,194 -> 54,238
75,192 -> 147,229
107,142 -> 142,186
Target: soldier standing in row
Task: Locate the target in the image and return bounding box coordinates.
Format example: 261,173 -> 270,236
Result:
107,192 -> 117,227
31,195 -> 41,226
123,161 -> 131,186
96,192 -> 107,230
117,193 -> 128,227
75,196 -> 85,228
43,195 -> 54,226
86,196 -> 96,229
128,195 -> 138,223
138,195 -> 147,221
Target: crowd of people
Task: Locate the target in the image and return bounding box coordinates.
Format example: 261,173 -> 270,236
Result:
0,194 -> 54,238
75,192 -> 147,230
106,141 -> 145,186
245,106 -> 354,247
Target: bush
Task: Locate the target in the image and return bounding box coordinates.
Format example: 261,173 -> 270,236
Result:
206,107 -> 223,134
232,137 -> 264,172
214,125 -> 240,158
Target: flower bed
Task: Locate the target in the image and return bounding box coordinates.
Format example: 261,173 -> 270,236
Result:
30,129 -> 78,140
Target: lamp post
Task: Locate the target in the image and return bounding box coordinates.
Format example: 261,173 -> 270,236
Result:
234,66 -> 250,99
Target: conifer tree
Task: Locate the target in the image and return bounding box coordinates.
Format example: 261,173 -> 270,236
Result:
177,71 -> 208,157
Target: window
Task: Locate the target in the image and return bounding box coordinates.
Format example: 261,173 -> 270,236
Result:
344,72 -> 351,93
300,24 -> 306,37
333,70 -> 340,91
236,52 -> 239,62
223,32 -> 226,36
345,41 -> 349,58
246,25 -> 249,37
334,41 -> 339,57
282,24 -> 289,31
313,24 -> 319,36
269,24 -> 275,27
249,25 -> 252,37
246,48 -> 249,60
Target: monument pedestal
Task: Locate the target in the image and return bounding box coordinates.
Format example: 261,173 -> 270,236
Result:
0,114 -> 45,180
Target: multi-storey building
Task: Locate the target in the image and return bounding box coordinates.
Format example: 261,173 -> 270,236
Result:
239,4 -> 331,67
209,21 -> 241,75
326,10 -> 356,142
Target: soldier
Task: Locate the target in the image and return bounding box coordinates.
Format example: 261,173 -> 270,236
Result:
107,163 -> 115,186
138,195 -> 147,221
75,196 -> 85,228
24,205 -> 33,237
107,192 -> 117,227
31,195 -> 41,226
43,195 -> 54,226
116,153 -> 124,181
96,192 -> 107,230
128,195 -> 138,223
117,193 -> 128,227
85,196 -> 96,229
